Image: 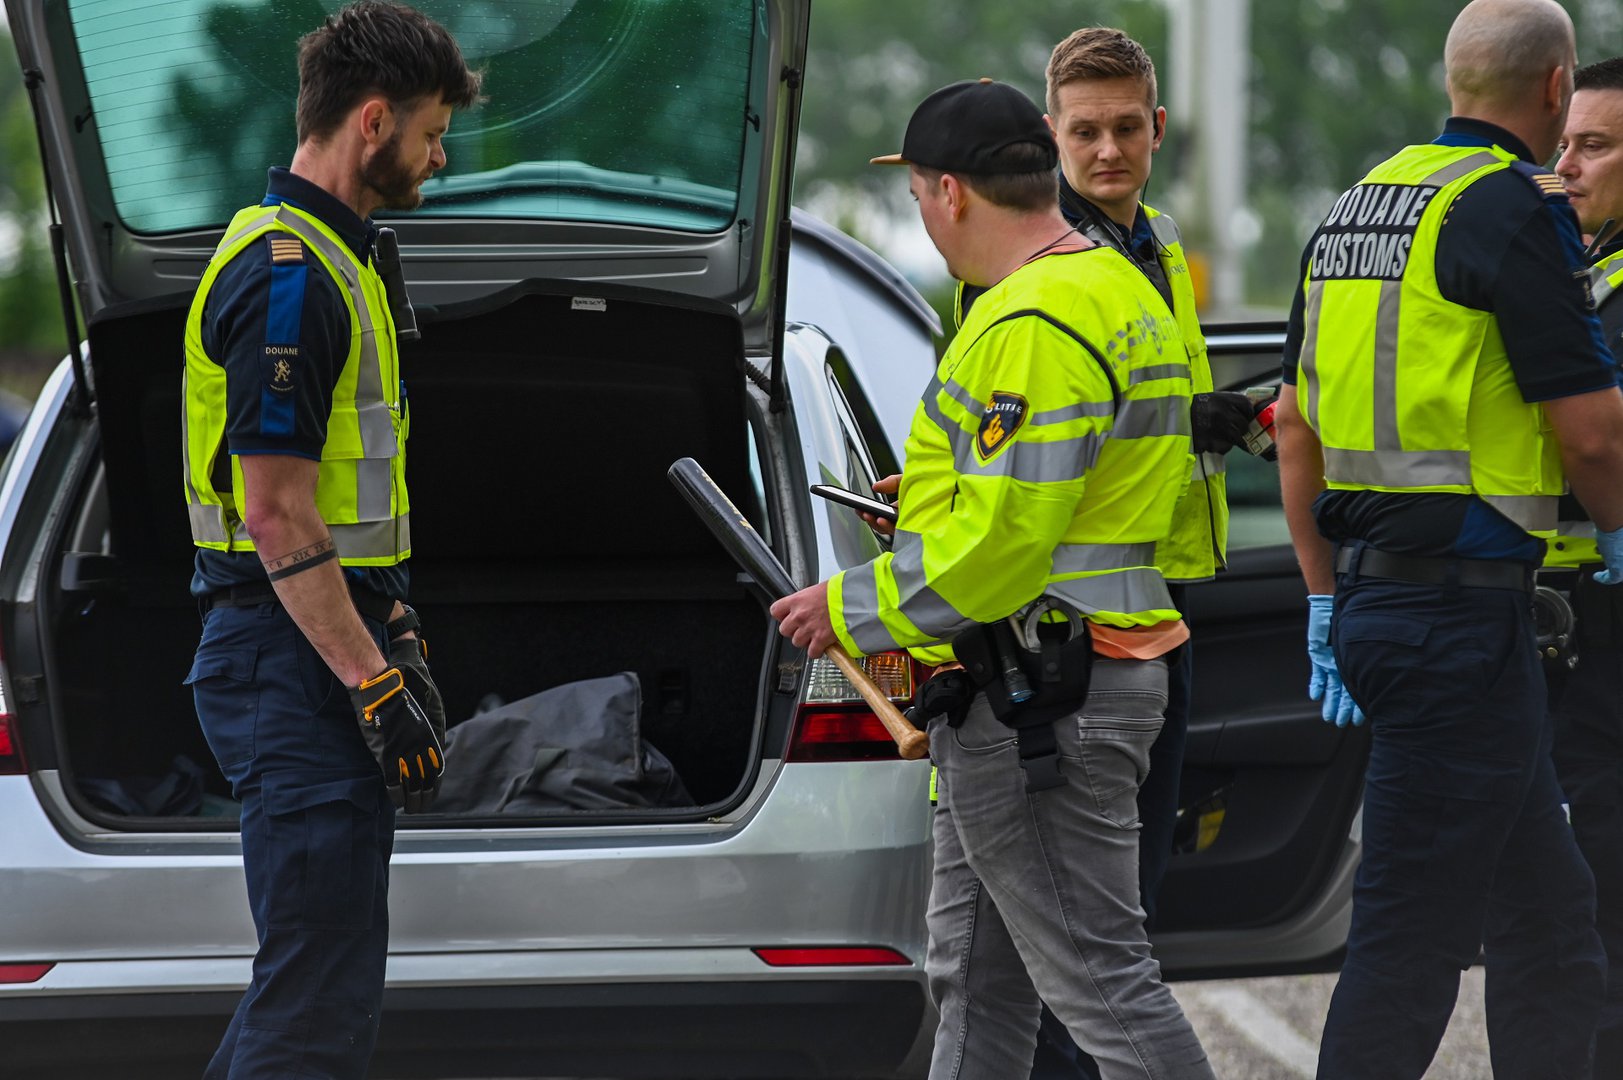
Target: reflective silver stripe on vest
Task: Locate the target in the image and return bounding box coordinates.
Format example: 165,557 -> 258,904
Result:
890,530 -> 974,639
1148,212 -> 1181,247
937,375 -> 979,415
1298,285 -> 1325,433
1047,566 -> 1173,618
1051,542 -> 1157,574
1421,151 -> 1502,187
182,211 -> 285,536
355,458 -> 394,522
837,560 -> 909,654
269,207 -> 397,459
1482,494 -> 1557,533
1322,446 -> 1470,486
1557,520 -> 1597,540
181,398 -> 220,542
1031,400 -> 1114,425
1590,260 -> 1623,309
959,431 -> 1106,483
1200,450 -> 1227,478
220,207 -> 281,251
922,391 -> 970,461
1129,362 -> 1191,385
188,500 -> 230,545
1112,395 -> 1190,440
1373,279 -> 1403,450
329,514 -> 410,560
1356,154 -> 1495,450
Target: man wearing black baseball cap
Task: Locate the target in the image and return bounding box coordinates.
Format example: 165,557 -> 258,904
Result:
771,79 -> 1214,1079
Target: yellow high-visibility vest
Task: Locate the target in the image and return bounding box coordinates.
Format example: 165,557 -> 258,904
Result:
1545,247 -> 1623,568
183,202 -> 410,565
1142,204 -> 1228,582
1296,143 -> 1562,537
829,245 -> 1192,661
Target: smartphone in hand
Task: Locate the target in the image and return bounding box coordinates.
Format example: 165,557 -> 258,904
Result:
810,484 -> 898,522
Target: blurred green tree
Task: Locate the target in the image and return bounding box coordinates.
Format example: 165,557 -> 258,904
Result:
0,27 -> 70,381
796,0 -> 1621,317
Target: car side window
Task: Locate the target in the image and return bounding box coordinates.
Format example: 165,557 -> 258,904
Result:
743,416 -> 772,546
824,348 -> 900,480
825,368 -> 882,497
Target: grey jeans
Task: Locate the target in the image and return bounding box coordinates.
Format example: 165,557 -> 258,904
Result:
925,656 -> 1214,1080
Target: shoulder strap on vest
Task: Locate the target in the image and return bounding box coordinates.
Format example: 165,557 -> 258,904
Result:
969,309 -> 1123,416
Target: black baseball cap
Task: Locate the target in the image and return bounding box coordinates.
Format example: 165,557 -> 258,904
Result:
870,77 -> 1058,174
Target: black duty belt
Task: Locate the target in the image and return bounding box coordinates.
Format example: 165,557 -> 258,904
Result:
206,582 -> 397,624
1335,546 -> 1534,593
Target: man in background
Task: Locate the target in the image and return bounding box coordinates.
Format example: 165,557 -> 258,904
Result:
1552,52 -> 1623,1072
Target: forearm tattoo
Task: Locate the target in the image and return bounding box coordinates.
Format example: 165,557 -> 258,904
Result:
264,537 -> 338,582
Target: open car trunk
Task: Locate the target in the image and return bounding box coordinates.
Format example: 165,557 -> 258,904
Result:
46,282 -> 772,826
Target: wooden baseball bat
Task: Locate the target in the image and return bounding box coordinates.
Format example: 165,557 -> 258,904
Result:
667,457 -> 928,761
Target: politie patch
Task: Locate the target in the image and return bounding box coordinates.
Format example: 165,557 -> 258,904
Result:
976,391 -> 1028,461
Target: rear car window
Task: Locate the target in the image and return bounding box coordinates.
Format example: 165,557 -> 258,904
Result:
64,0 -> 758,234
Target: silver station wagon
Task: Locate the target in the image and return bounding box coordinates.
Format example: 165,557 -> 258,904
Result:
0,1 -> 1367,1077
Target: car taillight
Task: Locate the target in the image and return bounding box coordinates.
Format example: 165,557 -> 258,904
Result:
0,636 -> 24,776
0,963 -> 52,984
787,651 -> 918,762
752,947 -> 911,967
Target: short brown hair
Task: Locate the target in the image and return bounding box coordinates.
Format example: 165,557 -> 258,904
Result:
296,1 -> 485,144
1045,27 -> 1158,116
917,142 -> 1059,213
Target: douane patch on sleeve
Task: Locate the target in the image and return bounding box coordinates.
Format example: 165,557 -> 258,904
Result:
261,344 -> 300,394
976,391 -> 1029,461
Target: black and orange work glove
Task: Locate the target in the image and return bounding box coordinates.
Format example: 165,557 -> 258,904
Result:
388,635 -> 445,744
348,665 -> 445,813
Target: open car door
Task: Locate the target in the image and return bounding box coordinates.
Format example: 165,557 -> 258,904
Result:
1153,323 -> 1368,978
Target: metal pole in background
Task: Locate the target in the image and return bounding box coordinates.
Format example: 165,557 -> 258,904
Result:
1166,0 -> 1251,318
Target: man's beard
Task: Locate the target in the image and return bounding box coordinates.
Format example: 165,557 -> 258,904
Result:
362,130 -> 427,211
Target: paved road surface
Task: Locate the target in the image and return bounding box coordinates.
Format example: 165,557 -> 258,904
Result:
1172,969 -> 1490,1079
443,970 -> 1492,1079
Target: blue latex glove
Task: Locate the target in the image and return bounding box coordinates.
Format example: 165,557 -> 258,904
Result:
1597,525 -> 1623,585
1307,594 -> 1366,727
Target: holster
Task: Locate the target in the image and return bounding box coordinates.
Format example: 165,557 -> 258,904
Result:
906,668 -> 976,730
952,613 -> 1094,792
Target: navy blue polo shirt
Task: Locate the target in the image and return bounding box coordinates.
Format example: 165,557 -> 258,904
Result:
1281,118 -> 1618,564
191,168 -> 407,600
1058,176 -> 1173,312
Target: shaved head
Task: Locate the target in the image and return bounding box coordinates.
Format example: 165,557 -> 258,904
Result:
1445,0 -> 1575,109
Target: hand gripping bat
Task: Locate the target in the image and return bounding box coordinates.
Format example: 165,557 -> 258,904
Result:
667,457 -> 928,761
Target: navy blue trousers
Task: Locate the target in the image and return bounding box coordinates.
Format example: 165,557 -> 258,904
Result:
1317,564 -> 1603,1080
188,602 -> 396,1080
1030,628 -> 1192,1080
1551,567 -> 1623,1075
